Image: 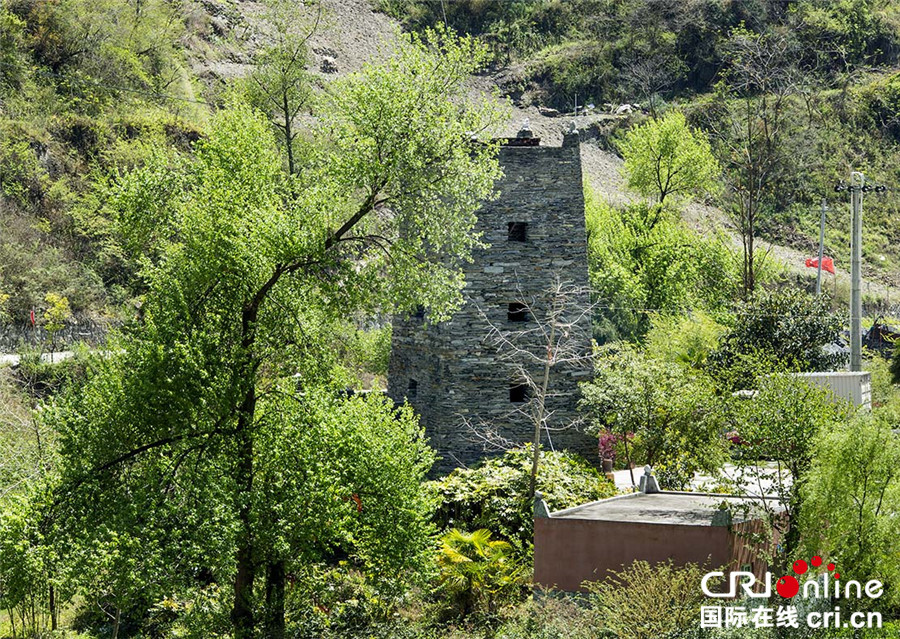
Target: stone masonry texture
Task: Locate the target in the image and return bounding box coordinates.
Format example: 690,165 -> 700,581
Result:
0,319 -> 111,353
388,131 -> 596,475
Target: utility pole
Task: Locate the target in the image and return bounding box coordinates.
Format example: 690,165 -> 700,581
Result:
816,197 -> 827,296
836,173 -> 886,370
850,172 -> 863,372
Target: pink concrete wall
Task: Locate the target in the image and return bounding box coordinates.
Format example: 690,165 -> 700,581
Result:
534,518 -> 734,592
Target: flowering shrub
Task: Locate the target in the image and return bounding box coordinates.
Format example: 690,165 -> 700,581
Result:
597,429 -> 634,464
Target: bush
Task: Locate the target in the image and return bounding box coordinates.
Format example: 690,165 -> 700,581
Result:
495,593 -> 600,639
801,413 -> 900,611
585,560 -> 711,639
435,529 -> 525,620
708,288 -> 846,385
645,311 -> 728,369
429,446 -> 616,551
13,342 -> 89,399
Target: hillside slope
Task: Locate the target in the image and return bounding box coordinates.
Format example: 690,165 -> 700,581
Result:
297,0 -> 900,309
1,0 -> 897,333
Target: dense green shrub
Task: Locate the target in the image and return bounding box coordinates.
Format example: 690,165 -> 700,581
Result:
801,413 -> 900,611
580,344 -> 727,490
645,312 -> 728,369
13,343 -> 90,399
855,72 -> 900,142
526,40 -> 616,107
495,594 -> 600,639
429,447 -> 616,550
708,289 -> 846,384
791,0 -> 900,73
585,560 -> 711,639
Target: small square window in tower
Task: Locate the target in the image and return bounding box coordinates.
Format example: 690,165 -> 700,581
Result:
508,222 -> 528,242
407,379 -> 418,399
510,383 -> 529,403
507,302 -> 529,322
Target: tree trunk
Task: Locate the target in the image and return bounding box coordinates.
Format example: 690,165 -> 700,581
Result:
232,409 -> 257,639
49,584 -> 57,631
530,319 -> 556,497
111,606 -> 121,639
232,300 -> 263,638
783,485 -> 802,565
282,91 -> 294,176
264,560 -> 286,639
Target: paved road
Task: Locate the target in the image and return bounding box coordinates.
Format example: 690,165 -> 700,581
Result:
612,462 -> 791,497
0,351 -> 76,366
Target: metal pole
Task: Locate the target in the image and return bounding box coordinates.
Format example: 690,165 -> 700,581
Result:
816,197 -> 827,296
850,171 -> 864,372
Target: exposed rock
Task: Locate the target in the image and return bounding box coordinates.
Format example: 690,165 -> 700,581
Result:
320,56 -> 338,73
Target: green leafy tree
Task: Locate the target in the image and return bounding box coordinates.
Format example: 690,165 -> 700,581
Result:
245,0 -> 318,175
585,190 -> 738,342
705,28 -> 801,298
580,344 -> 727,490
50,28 -> 504,639
620,110 -> 720,205
709,288 -> 846,384
41,292 -> 71,358
0,490 -> 60,637
727,373 -> 846,562
801,413 -> 900,608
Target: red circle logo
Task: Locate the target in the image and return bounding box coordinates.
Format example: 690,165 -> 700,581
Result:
776,575 -> 800,598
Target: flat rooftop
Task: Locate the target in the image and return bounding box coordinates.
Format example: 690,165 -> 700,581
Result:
550,492 -> 783,526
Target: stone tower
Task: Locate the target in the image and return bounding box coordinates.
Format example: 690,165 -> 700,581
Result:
387,126 -> 595,474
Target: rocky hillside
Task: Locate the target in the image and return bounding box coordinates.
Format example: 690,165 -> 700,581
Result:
264,0 -> 900,309
1,0 -> 898,332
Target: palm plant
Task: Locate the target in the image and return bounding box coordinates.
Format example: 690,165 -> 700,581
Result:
436,528 -> 522,618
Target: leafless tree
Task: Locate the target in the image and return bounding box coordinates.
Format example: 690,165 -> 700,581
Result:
472,276 -> 595,496
619,51 -> 686,119
703,31 -> 801,299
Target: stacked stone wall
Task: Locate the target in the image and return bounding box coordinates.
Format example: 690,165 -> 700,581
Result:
389,131 -> 596,474
0,319 -> 112,352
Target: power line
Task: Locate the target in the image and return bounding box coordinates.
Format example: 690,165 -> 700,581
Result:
590,302 -> 890,321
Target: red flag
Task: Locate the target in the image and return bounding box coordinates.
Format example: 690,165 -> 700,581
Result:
29,308 -> 35,326
805,256 -> 835,275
